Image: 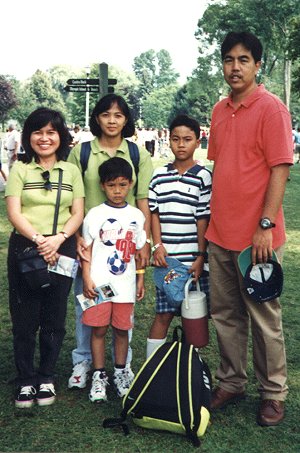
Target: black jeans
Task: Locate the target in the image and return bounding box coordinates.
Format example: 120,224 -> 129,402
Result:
8,233 -> 76,386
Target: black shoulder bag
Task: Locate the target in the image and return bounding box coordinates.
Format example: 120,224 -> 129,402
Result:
16,169 -> 63,290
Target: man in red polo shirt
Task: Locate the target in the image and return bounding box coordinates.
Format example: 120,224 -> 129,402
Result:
206,32 -> 293,426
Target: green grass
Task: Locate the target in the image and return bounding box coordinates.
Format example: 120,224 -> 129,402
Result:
0,163 -> 299,452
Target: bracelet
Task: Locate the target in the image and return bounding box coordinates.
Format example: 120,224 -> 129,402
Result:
151,243 -> 163,252
192,251 -> 208,259
32,233 -> 40,243
136,269 -> 146,274
146,238 -> 151,244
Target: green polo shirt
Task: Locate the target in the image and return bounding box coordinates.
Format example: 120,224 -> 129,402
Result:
68,138 -> 153,213
5,160 -> 84,234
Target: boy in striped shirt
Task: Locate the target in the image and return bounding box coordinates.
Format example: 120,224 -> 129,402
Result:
146,114 -> 212,357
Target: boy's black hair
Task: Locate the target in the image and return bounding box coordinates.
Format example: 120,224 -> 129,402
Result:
90,94 -> 135,138
221,32 -> 263,63
169,114 -> 200,139
22,107 -> 70,163
98,157 -> 133,183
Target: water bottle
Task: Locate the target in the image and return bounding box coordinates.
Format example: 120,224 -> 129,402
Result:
181,278 -> 209,348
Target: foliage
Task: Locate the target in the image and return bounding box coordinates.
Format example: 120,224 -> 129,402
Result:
133,49 -> 179,98
0,75 -> 17,124
28,70 -> 67,116
288,15 -> 300,95
142,85 -> 178,128
0,163 -> 299,452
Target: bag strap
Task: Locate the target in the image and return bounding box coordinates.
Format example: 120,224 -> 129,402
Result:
52,168 -> 63,235
177,344 -> 201,447
127,140 -> 140,196
80,141 -> 91,178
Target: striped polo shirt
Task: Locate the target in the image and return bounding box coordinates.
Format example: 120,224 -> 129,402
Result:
149,163 -> 212,266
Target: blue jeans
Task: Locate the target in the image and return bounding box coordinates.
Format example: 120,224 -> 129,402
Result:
71,269 -> 133,366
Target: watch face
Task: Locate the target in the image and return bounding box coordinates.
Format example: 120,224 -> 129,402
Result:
260,218 -> 271,228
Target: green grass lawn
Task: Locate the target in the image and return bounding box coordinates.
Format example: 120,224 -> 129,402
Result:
0,163 -> 299,452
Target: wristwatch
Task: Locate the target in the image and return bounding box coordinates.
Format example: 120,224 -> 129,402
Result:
59,231 -> 69,239
259,217 -> 276,229
146,238 -> 151,244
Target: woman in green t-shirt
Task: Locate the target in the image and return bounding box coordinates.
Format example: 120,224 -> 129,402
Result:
5,108 -> 84,409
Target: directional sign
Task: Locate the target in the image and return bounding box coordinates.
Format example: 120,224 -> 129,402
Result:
64,85 -> 99,93
66,78 -> 99,86
108,78 -> 117,85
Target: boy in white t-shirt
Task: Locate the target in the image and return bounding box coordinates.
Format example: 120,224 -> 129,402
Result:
81,157 -> 146,403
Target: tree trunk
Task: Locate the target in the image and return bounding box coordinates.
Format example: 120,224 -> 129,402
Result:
283,58 -> 291,110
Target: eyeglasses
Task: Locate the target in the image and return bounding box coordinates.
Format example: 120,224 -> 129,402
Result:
41,171 -> 52,191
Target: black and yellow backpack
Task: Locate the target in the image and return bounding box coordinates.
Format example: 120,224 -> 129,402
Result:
103,327 -> 211,447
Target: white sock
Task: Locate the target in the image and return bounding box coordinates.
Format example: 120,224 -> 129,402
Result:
146,337 -> 166,359
114,366 -> 125,374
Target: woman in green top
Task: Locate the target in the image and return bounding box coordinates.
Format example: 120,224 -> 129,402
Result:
5,108 -> 84,409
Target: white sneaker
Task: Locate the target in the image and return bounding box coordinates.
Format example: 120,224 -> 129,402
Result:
68,360 -> 91,389
113,368 -> 134,398
125,363 -> 135,381
89,371 -> 109,403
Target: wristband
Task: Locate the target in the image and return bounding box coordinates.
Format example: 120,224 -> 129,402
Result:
136,269 -> 146,274
32,233 -> 40,243
151,243 -> 163,252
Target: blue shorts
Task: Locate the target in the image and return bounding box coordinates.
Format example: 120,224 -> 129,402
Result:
155,271 -> 210,314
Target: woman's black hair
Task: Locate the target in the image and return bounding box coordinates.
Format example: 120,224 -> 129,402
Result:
22,107 -> 71,163
89,94 -> 135,138
221,32 -> 263,63
98,157 -> 133,183
169,114 -> 200,139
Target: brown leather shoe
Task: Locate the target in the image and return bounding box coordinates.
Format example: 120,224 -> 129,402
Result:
211,387 -> 246,410
257,399 -> 284,426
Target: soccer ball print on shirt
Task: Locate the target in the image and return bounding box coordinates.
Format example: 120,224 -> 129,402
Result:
100,218 -> 137,275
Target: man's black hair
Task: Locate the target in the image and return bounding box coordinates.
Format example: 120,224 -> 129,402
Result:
98,157 -> 133,183
221,32 -> 263,63
169,114 -> 200,139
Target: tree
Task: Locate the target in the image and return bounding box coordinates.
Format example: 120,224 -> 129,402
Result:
142,85 -> 178,128
133,49 -> 179,96
0,76 -> 17,124
28,70 -> 66,114
133,50 -> 157,97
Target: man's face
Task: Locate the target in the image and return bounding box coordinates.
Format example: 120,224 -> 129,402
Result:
223,43 -> 261,97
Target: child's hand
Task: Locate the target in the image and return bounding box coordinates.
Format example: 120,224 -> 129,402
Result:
152,245 -> 168,267
189,256 -> 204,281
83,278 -> 98,299
136,280 -> 145,301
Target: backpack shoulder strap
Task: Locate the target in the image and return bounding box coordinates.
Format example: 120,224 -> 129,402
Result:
177,344 -> 202,447
79,141 -> 92,178
187,164 -> 204,175
126,140 -> 140,196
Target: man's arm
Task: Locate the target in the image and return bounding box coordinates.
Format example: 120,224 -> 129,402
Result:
251,164 -> 290,264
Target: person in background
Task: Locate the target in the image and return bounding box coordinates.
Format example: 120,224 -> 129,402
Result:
5,123 -> 20,169
67,94 -> 153,390
5,108 -> 84,408
206,31 -> 293,426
